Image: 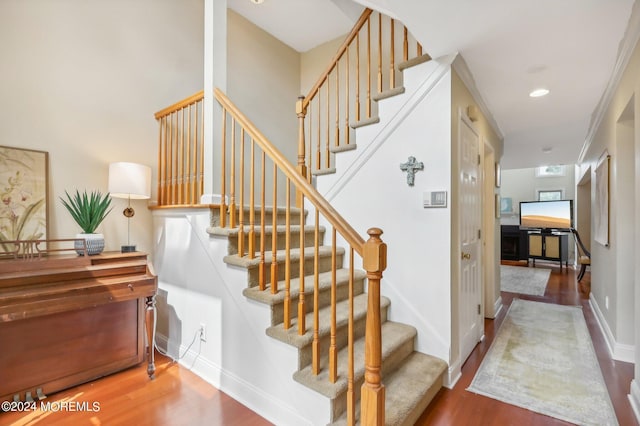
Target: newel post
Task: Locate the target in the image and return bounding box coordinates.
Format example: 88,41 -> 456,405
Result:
361,227 -> 386,425
296,96 -> 307,208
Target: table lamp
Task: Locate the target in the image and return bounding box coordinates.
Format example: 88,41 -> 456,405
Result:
108,162 -> 151,253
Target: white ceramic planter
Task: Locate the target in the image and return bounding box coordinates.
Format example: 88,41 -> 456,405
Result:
74,233 -> 105,256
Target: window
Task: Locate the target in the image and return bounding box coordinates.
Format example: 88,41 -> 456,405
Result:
537,189 -> 564,201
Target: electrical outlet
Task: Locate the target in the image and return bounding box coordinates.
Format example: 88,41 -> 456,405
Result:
199,323 -> 206,342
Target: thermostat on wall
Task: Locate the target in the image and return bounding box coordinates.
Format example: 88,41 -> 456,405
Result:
423,191 -> 447,208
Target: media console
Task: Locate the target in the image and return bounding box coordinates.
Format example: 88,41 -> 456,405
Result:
528,232 -> 569,270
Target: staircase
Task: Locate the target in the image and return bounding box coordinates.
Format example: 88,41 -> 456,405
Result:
209,205 -> 446,424
153,7 -> 449,424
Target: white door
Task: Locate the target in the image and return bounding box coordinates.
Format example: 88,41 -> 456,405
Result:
459,115 -> 483,363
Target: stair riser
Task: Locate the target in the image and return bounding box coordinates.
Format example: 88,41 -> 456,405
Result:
330,336 -> 416,422
270,277 -> 365,326
246,253 -> 344,288
226,228 -> 324,256
297,303 -> 389,371
210,207 -> 305,227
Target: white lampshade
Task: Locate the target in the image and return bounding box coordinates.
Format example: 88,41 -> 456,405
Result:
108,162 -> 151,199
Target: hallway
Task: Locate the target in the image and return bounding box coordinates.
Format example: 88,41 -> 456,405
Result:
416,262 -> 636,425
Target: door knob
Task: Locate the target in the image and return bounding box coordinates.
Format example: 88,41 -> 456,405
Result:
461,252 -> 471,260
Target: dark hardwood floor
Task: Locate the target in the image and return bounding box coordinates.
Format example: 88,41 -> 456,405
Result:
0,262 -> 635,425
416,261 -> 637,426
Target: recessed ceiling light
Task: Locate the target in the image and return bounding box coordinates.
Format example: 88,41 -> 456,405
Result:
529,88 -> 550,98
250,0 -> 264,4
542,147 -> 553,154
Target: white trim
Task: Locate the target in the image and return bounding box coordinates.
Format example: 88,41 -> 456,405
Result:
444,358 -> 462,389
589,294 -> 636,363
579,0 -> 640,163
493,296 -> 503,319
629,379 -> 640,424
156,333 -> 313,426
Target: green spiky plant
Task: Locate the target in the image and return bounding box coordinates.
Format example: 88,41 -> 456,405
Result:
60,190 -> 113,234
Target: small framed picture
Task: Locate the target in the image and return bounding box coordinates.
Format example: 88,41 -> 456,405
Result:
495,194 -> 501,218
495,162 -> 501,188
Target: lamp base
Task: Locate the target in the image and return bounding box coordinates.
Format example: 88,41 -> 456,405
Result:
121,245 -> 136,253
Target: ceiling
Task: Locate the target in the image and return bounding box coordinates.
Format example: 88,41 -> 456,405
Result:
228,0 -> 637,170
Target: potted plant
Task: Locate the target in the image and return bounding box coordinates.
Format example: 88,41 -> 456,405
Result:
60,189 -> 113,255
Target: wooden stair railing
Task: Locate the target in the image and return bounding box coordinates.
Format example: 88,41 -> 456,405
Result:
154,91 -> 205,206
297,8 -> 427,180
215,87 -> 387,425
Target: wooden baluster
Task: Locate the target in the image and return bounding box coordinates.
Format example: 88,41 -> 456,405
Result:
270,163 -> 278,294
329,227 -> 337,383
345,46 -> 350,146
347,247 -> 355,426
403,27 -> 409,62
168,113 -> 174,205
238,128 -> 245,257
199,100 -> 204,201
179,107 -> 185,205
325,77 -> 330,169
417,41 -> 423,57
356,32 -> 361,122
312,209 -> 320,375
229,119 -> 237,228
259,151 -> 266,291
296,96 -> 307,198
377,12 -> 382,94
317,92 -> 321,171
308,102 -> 313,184
390,19 -> 396,90
186,104 -> 192,204
335,61 -> 340,149
284,178 -> 291,329
360,228 -> 387,425
158,117 -> 165,206
248,139 -> 256,259
173,111 -> 179,204
367,17 -> 371,118
298,197 -> 306,335
220,110 -> 227,228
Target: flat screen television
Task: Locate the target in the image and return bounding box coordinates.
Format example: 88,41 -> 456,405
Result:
519,199 -> 573,232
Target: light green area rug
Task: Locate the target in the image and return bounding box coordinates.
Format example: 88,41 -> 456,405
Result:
467,299 -> 619,426
500,265 -> 550,296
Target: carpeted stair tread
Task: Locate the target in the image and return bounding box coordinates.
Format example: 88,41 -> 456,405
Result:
242,268 -> 367,306
382,351 -> 447,426
266,293 -> 390,349
372,86 -> 406,101
223,245 -> 344,268
397,53 -> 432,71
311,167 -> 337,176
330,143 -> 358,153
351,116 -> 380,129
293,321 -> 417,399
208,224 -> 323,238
329,351 -> 447,426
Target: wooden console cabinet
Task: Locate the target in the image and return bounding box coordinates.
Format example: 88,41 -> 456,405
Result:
528,232 -> 569,270
0,250 -> 157,404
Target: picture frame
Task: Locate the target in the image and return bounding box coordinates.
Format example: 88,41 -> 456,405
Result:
495,162 -> 501,188
594,150 -> 610,246
535,165 -> 566,178
0,146 -> 49,247
500,197 -> 513,214
495,194 -> 501,218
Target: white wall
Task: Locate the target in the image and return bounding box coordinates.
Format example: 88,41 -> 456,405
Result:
313,58 -> 454,367
153,210 -> 329,426
0,0 -> 204,254
579,19 -> 640,365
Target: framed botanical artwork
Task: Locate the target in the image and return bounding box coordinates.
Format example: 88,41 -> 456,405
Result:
594,150 -> 610,246
0,146 -> 49,246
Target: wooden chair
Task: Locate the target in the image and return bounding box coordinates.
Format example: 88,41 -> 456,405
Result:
570,228 -> 591,282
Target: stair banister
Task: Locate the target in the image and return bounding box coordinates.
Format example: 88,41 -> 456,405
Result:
214,87 -> 386,424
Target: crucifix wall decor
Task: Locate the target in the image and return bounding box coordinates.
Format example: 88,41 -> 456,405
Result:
400,156 -> 424,186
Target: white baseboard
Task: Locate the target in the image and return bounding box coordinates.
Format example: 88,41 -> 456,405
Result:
629,379 -> 640,424
589,294 -> 635,363
155,333 -> 312,426
444,358 -> 462,389
493,296 -> 503,319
